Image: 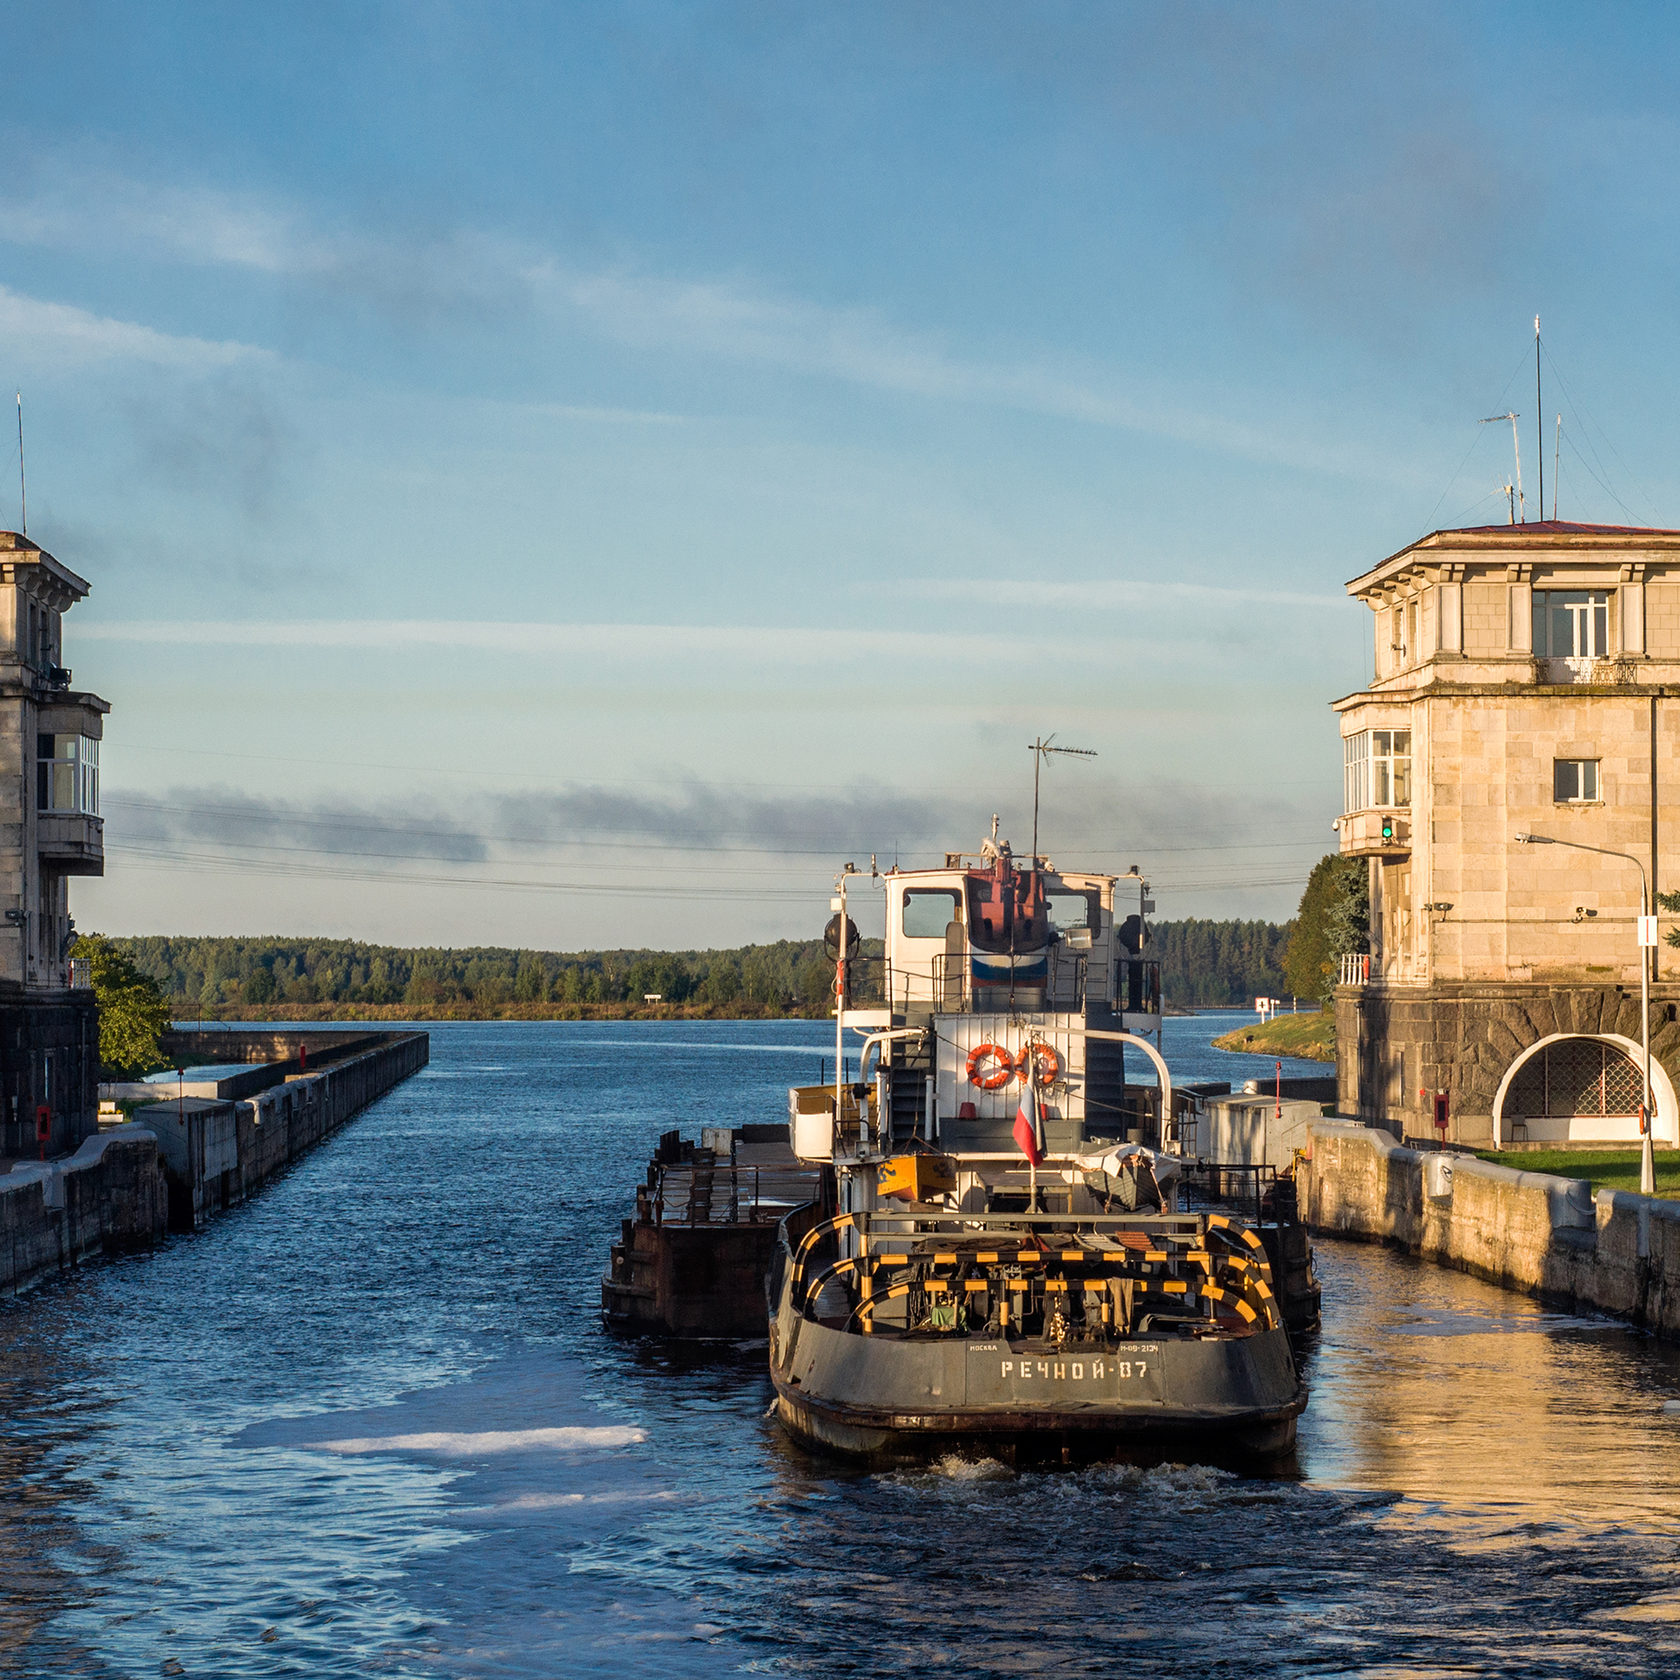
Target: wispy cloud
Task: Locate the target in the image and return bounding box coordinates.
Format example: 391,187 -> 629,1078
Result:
76,617 -> 1057,664
538,265 -> 1398,481
0,164 -> 1399,481
890,576 -> 1345,611
105,776 -> 1320,880
0,285 -> 267,369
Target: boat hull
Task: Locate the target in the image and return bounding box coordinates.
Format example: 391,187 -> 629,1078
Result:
770,1286 -> 1305,1466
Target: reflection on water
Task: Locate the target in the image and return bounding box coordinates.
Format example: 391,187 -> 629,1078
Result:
1,1016 -> 1679,1676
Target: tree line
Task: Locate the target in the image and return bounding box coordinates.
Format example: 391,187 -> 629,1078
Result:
99,914 -> 1321,1018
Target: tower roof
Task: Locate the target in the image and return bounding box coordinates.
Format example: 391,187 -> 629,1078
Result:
0,531 -> 91,604
1348,520 -> 1680,596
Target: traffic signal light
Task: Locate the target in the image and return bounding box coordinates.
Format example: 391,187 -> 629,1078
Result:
1381,816 -> 1395,841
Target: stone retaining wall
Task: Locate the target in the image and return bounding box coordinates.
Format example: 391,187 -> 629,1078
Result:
131,1030 -> 429,1229
0,1030 -> 428,1289
1301,1119 -> 1680,1336
0,1124 -> 168,1294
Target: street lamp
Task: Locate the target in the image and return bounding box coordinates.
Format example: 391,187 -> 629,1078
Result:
1514,832 -> 1656,1194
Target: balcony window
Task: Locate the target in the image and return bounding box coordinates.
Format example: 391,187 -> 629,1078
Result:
1553,759 -> 1600,803
36,734 -> 98,815
1373,730 -> 1411,806
1533,591 -> 1609,658
1344,732 -> 1369,813
1345,729 -> 1411,811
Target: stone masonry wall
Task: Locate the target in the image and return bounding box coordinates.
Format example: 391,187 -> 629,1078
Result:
1335,979 -> 1680,1145
1301,1120 -> 1680,1337
0,1124 -> 167,1294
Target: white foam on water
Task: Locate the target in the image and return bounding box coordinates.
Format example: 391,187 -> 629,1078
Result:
489,1490 -> 681,1510
881,1453 -> 1014,1489
301,1425 -> 647,1455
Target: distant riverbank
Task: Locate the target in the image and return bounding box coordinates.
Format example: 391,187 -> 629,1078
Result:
1211,1010 -> 1335,1063
180,1000 -> 821,1024
178,998 -> 1239,1025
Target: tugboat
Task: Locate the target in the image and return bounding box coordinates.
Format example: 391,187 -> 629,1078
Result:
768,831 -> 1308,1465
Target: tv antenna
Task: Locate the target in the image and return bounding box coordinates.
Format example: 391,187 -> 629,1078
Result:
1029,734 -> 1096,867
14,393 -> 24,534
1481,411 -> 1523,522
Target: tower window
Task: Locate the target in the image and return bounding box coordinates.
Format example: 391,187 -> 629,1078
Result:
1553,759 -> 1600,803
1344,730 -> 1411,811
1533,591 -> 1609,658
36,735 -> 99,815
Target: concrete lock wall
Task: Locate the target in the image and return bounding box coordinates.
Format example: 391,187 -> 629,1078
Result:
129,1031 -> 429,1230
0,1030 -> 428,1288
1300,1119 -> 1680,1336
0,1123 -> 168,1294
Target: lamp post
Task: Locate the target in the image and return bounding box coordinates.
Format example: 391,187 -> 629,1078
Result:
1515,833 -> 1656,1194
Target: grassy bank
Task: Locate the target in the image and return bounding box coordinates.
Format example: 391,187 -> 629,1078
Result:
1210,1011 -> 1335,1063
1475,1148 -> 1680,1201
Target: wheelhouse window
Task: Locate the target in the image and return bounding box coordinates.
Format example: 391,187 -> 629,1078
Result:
901,888 -> 960,939
1554,758 -> 1600,803
1046,890 -> 1099,933
1533,591 -> 1610,659
36,734 -> 98,815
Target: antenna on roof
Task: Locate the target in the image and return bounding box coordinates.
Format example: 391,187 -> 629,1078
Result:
1535,317 -> 1544,524
14,392 -> 24,535
1553,414 -> 1561,520
1481,411 -> 1523,522
1029,734 -> 1097,868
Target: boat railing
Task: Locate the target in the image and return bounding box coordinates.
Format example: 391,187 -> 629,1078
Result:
1179,1160 -> 1289,1229
647,1155 -> 823,1227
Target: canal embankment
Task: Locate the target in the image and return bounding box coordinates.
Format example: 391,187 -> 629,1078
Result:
0,1028 -> 427,1293
1300,1119 -> 1680,1337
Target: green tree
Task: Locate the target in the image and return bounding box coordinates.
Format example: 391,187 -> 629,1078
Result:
1283,854 -> 1370,1002
74,933 -> 173,1079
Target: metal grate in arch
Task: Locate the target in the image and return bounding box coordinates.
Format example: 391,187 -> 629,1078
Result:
1505,1037 -> 1644,1120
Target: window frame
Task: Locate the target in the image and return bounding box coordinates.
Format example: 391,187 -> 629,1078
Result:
1553,758 -> 1601,804
900,887 -> 961,940
1533,590 -> 1611,660
36,734 -> 99,816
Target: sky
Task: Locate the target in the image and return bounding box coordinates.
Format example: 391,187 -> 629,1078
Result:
3,1 -> 1677,951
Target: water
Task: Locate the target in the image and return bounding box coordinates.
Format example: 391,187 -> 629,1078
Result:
6,1011 -> 1680,1677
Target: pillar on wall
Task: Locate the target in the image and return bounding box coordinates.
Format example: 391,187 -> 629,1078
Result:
1620,577 -> 1646,655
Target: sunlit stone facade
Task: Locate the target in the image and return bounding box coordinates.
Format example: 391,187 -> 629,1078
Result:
1334,522 -> 1680,1147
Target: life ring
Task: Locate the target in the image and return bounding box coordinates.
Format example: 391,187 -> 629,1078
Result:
1016,1041 -> 1061,1086
966,1043 -> 1015,1089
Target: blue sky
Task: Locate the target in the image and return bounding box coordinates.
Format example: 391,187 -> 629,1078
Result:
3,1 -> 1675,949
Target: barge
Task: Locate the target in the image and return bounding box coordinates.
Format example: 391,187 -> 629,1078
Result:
767,830 -> 1308,1465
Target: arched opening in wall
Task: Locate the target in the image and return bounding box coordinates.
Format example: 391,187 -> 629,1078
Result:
1493,1034 -> 1678,1147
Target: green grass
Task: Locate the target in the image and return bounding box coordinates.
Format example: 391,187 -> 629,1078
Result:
1210,1011 -> 1335,1063
1475,1148 -> 1680,1200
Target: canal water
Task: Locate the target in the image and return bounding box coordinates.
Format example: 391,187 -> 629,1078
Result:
6,1013 -> 1680,1677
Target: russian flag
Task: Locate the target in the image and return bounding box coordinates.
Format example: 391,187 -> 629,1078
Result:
1013,1065 -> 1045,1166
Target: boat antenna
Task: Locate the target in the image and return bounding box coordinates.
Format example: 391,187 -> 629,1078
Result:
1029,734 -> 1097,867
14,392 -> 24,534
1535,316 -> 1543,523
1481,412 -> 1522,522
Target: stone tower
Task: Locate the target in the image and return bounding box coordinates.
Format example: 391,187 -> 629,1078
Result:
0,530 -> 107,1159
1333,521 -> 1680,1148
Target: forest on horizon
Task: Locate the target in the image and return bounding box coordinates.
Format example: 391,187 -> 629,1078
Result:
107,917 -> 1293,1019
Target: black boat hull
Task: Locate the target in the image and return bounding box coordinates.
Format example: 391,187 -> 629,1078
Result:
770,1278 -> 1306,1466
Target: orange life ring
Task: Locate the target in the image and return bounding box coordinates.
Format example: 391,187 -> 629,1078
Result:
966,1042 -> 1015,1089
1016,1041 -> 1061,1086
